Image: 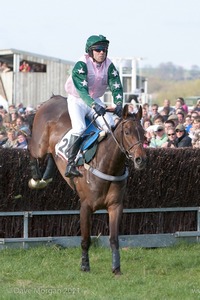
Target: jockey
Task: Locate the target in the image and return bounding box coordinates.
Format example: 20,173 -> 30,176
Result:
64,34 -> 123,178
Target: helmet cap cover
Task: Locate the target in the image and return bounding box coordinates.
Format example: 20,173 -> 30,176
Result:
85,35 -> 109,53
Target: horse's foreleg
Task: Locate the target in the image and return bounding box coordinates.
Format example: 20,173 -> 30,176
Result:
80,203 -> 92,272
108,204 -> 123,275
42,154 -> 56,180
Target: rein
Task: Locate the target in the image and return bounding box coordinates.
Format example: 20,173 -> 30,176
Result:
102,115 -> 125,153
83,115 -> 127,182
83,115 -> 142,182
103,116 -> 142,159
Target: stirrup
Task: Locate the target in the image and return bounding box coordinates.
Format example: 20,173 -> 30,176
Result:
65,165 -> 81,178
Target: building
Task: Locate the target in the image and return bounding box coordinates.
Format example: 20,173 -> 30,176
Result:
0,49 -> 74,109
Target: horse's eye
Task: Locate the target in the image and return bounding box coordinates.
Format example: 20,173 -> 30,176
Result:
125,130 -> 129,135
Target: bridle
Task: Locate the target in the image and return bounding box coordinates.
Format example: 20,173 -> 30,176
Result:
103,116 -> 143,160
119,118 -> 143,159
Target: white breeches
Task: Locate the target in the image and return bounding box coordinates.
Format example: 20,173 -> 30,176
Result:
67,95 -> 115,136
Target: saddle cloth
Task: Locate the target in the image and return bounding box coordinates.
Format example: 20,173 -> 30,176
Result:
55,118 -> 106,163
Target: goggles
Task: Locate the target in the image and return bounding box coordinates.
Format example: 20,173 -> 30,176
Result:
90,45 -> 108,52
94,49 -> 107,53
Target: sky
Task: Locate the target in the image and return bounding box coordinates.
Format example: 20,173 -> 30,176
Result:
1,0 -> 200,69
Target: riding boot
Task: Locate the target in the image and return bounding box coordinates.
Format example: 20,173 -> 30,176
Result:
65,135 -> 82,178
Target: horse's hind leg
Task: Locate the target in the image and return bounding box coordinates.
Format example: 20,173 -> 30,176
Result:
28,156 -> 44,189
30,157 -> 42,181
80,203 -> 92,272
108,203 -> 123,275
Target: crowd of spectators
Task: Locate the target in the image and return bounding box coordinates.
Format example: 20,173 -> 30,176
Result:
0,97 -> 200,151
19,61 -> 46,73
129,97 -> 200,149
0,60 -> 46,73
0,102 -> 38,149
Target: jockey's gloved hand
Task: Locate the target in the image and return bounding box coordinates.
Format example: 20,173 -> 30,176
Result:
93,103 -> 106,116
114,103 -> 123,117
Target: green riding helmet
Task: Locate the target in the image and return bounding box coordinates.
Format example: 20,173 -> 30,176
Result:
85,35 -> 109,53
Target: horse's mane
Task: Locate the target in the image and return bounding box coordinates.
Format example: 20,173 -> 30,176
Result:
50,94 -> 67,100
35,95 -> 68,113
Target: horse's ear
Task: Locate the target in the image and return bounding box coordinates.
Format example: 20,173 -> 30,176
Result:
122,104 -> 129,119
135,105 -> 142,120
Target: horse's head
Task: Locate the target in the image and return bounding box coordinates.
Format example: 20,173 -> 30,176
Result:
115,104 -> 147,170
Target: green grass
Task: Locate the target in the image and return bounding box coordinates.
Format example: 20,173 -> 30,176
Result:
1,243 -> 200,299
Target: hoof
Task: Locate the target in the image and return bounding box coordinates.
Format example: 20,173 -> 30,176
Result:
112,268 -> 122,276
28,178 -> 52,189
81,265 -> 90,272
28,178 -> 41,189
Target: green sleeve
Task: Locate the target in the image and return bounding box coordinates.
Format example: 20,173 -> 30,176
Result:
108,63 -> 123,105
71,61 -> 94,107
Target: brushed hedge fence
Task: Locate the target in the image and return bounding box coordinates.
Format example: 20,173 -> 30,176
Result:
0,148 -> 200,238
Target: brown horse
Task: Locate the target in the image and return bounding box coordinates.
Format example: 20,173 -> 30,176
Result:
28,95 -> 147,275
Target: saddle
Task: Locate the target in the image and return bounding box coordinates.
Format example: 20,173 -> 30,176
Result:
55,118 -> 106,165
